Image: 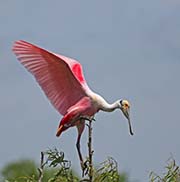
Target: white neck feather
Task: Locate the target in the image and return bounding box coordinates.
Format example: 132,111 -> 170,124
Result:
91,93 -> 120,112
101,100 -> 120,112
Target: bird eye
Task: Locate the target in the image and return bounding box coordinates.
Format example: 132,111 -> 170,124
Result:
125,103 -> 129,107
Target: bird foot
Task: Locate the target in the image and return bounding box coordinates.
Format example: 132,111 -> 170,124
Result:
80,116 -> 95,122
81,160 -> 89,177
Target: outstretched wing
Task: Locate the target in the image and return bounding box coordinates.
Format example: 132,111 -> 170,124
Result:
12,40 -> 90,115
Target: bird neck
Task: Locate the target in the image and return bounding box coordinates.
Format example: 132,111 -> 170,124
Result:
101,100 -> 120,112
90,93 -> 120,112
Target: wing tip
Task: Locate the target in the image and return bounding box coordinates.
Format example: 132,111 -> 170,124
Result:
12,40 -> 35,52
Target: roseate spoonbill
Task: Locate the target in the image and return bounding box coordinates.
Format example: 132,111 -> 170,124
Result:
12,40 -> 133,168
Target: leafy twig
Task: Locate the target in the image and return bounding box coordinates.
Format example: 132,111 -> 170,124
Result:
149,157 -> 180,182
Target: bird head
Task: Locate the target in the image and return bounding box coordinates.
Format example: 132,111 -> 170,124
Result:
119,100 -> 134,135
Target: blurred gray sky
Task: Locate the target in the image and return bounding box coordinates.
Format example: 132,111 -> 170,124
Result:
0,0 -> 180,181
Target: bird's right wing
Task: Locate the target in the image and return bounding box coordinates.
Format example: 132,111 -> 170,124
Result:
12,40 -> 90,115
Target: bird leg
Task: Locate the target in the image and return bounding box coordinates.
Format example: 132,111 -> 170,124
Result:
76,134 -> 83,165
76,121 -> 88,176
76,134 -> 88,176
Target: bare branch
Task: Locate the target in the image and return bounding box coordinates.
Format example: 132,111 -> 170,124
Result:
38,152 -> 44,182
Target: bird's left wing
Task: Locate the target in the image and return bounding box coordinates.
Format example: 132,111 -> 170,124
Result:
12,40 -> 90,115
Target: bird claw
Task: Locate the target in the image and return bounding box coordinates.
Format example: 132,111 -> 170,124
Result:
80,116 -> 95,122
81,160 -> 89,177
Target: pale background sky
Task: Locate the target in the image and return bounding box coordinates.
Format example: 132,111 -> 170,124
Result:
0,0 -> 180,181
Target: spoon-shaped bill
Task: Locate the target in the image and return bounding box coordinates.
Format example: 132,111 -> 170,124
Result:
127,117 -> 134,135
121,108 -> 134,135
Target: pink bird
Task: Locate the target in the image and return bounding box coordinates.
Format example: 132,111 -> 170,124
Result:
12,40 -> 133,169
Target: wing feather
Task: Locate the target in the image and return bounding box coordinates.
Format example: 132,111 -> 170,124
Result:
12,40 -> 90,115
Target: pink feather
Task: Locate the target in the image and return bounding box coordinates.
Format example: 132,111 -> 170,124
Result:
12,40 -> 90,115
